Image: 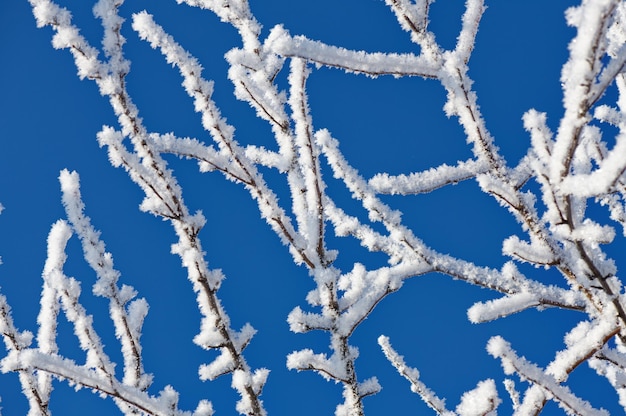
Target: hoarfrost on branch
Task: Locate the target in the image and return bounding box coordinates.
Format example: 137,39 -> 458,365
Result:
3,0 -> 626,414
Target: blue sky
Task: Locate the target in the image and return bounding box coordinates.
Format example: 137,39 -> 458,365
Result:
0,0 -> 621,414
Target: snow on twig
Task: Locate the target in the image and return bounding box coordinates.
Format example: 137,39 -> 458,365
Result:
12,0 -> 626,414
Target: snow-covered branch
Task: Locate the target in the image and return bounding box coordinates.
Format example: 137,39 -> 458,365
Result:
378,335 -> 453,415
488,336 -> 610,416
3,0 -> 626,414
266,25 -> 441,78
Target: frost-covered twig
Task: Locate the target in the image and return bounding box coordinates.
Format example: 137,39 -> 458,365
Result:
27,1 -> 267,414
1,192 -> 209,415
379,335 -> 504,416
590,346 -> 626,409
0,295 -> 48,416
2,348 -> 211,416
59,170 -> 150,389
378,335 -> 453,415
15,0 -> 626,414
488,336 -> 610,416
266,26 -> 440,78
39,220 -> 117,386
132,12 -> 318,272
369,158 -> 489,195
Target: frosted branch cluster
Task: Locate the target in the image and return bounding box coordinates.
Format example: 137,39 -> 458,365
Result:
2,0 -> 626,414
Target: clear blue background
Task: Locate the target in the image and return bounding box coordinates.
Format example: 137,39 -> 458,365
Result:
0,0 -> 620,414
